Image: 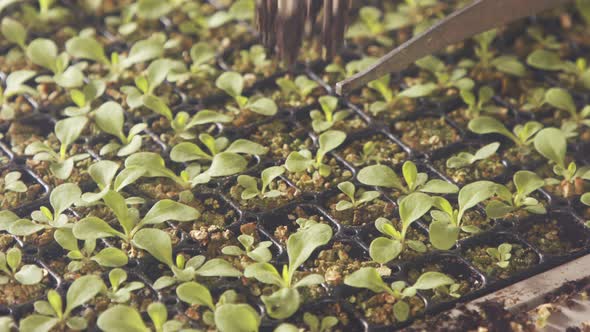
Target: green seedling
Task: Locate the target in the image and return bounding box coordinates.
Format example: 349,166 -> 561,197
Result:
64,80 -> 105,117
275,313 -> 338,332
429,181 -> 499,250
80,160 -> 145,205
460,86 -> 502,118
527,49 -> 590,90
97,302 -> 199,332
335,181 -> 380,211
344,268 -> 455,322
222,234 -> 273,263
21,0 -> 70,25
105,268 -> 145,303
1,17 -> 27,50
0,70 -> 38,120
204,0 -> 254,28
19,275 -> 105,331
325,56 -> 377,81
244,219 -> 332,319
486,243 -> 512,268
520,87 -> 546,112
310,96 -> 351,133
276,75 -> 319,101
369,193 -> 432,265
446,142 -> 500,169
55,232 -> 128,272
170,110 -> 233,140
526,27 -> 561,50
2,171 -> 27,193
236,166 -> 285,200
237,44 -> 272,74
357,161 -> 459,196
132,228 -> 240,289
544,88 -> 590,137
468,116 -> 543,147
24,116 -> 90,179
345,5 -> 419,46
486,171 -> 547,219
170,133 -> 267,163
466,29 -> 526,77
26,38 -> 84,89
94,101 -> 146,157
0,247 -> 44,285
285,130 -> 346,177
215,71 -> 278,117
168,42 -> 218,83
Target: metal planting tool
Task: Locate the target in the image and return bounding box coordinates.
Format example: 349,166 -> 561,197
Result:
255,0 -> 571,94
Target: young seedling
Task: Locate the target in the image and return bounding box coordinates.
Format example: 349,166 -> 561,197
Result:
365,74 -> 406,116
357,161 -> 459,196
237,44 -> 272,74
132,228 -> 240,289
205,0 -> 255,28
25,38 -> 84,89
24,116 -> 90,179
236,166 -> 285,200
170,133 -> 267,163
276,75 -> 319,101
534,127 -> 590,198
310,96 -> 351,133
221,234 -> 273,263
169,110 -> 233,140
22,0 -> 70,25
80,160 -> 145,205
400,55 -> 474,98
325,56 -> 378,82
64,80 -> 105,117
73,198 -> 200,245
167,42 -> 218,83
275,313 -> 338,332
486,243 -> 512,268
0,247 -> 44,285
335,181 -> 380,211
66,34 -> 165,81
19,275 -> 105,331
94,101 -> 147,157
0,70 -> 38,120
446,142 -> 501,169
369,193 -> 433,265
468,116 -> 543,147
55,232 -> 128,272
2,171 -> 27,193
467,29 -> 527,77
544,88 -> 590,136
1,17 -> 27,51
520,87 -> 547,112
176,284 -> 261,332
428,181 -> 499,250
3,183 -> 80,238
527,49 -> 590,90
460,86 -> 502,118
345,6 -> 407,46
344,268 -> 455,322
105,268 -> 145,303
215,71 -> 278,117
244,219 -> 332,319
526,26 -> 561,50
486,170 -> 547,219
285,130 -> 346,177
97,302 -> 199,332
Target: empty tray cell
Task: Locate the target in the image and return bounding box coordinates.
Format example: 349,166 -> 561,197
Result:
392,116 -> 461,154
517,213 -> 590,256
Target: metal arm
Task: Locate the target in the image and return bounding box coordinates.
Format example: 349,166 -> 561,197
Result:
335,0 -> 571,95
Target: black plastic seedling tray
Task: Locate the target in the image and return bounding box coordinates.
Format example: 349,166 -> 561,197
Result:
1,0 -> 590,331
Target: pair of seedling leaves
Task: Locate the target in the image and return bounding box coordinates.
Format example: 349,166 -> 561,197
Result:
344,268 -> 455,322
237,166 -> 286,201
25,116 -> 90,179
275,312 -> 338,332
543,87 -> 590,137
310,96 -> 351,133
99,288 -> 260,332
244,219 -> 333,319
285,130 -> 346,177
216,71 -> 278,117
487,243 -> 513,268
468,29 -> 527,77
276,74 -> 320,102
527,48 -> 590,90
0,68 -> 38,120
2,171 -> 27,193
0,247 -> 44,286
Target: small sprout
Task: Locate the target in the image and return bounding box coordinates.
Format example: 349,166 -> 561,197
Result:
215,71 -> 278,117
64,80 -> 105,117
325,56 -> 377,81
24,116 -> 90,179
170,134 -> 267,162
526,26 -> 561,50
237,166 -> 285,200
222,234 -> 273,263
460,86 -> 502,118
544,88 -> 590,136
98,302 -> 195,332
26,38 -> 84,89
168,42 -> 218,82
527,49 -> 590,90
206,0 -> 255,28
244,219 -> 332,319
335,181 -> 380,211
131,228 -> 240,290
237,44 -> 272,74
366,74 -> 404,116
1,17 -> 27,50
0,247 -> 44,285
73,198 -> 200,245
66,34 -> 165,81
94,101 -> 146,157
486,171 -> 547,219
3,183 -> 81,237
446,142 -> 500,169
276,75 -> 319,100
310,96 -> 351,133
521,87 -> 547,112
55,233 -> 128,272
105,268 -> 145,303
0,70 -> 38,120
170,110 -> 233,140
369,193 -> 432,265
357,161 -> 459,196
80,160 -> 145,204
468,116 -> 543,147
20,275 -> 105,331
344,268 -> 454,322
486,243 -> 512,268
345,6 -> 406,46
429,181 -> 499,250
285,130 -> 346,177
400,55 -> 473,98
469,29 -> 527,77
533,128 -> 590,197
2,171 -> 27,193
